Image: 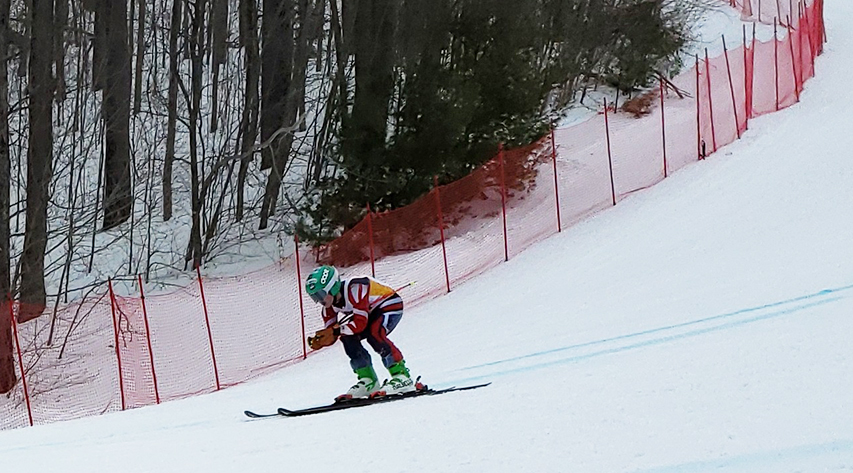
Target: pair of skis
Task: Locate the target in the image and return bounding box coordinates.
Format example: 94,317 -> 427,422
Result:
245,382 -> 490,418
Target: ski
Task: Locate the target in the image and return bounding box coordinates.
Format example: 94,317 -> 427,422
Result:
243,410 -> 284,418
244,382 -> 490,419
278,383 -> 491,417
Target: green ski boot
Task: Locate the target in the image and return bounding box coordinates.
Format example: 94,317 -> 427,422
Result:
372,360 -> 417,397
336,366 -> 379,402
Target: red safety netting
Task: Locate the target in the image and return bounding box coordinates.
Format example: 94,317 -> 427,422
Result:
0,0 -> 826,429
317,138 -> 554,306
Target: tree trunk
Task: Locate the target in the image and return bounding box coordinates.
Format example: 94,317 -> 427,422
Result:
209,0 -> 227,133
54,0 -> 67,101
347,0 -> 395,170
329,0 -> 346,100
90,0 -> 106,91
184,0 -> 207,268
341,0 -> 357,57
132,0 -> 145,115
259,0 -> 294,172
258,0 -> 296,229
0,0 -> 15,394
163,0 -> 182,222
19,0 -> 54,323
101,0 -> 132,231
236,0 -> 259,222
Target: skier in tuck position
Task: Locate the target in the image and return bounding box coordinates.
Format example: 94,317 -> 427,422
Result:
305,265 -> 421,401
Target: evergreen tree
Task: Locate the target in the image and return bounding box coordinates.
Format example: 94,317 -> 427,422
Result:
304,0 -> 690,241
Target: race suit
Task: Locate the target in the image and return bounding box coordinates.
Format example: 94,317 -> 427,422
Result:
322,276 -> 405,370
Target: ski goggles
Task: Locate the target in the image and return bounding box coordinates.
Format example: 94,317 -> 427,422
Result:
308,290 -> 328,304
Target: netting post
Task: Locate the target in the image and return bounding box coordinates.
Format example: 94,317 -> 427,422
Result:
802,0 -> 811,60
498,144 -> 509,262
136,275 -> 160,404
808,0 -> 818,63
433,176 -> 451,293
797,0 -> 814,58
603,99 -> 616,206
107,279 -> 127,411
744,25 -> 752,122
550,128 -> 562,231
294,235 -> 307,359
704,48 -> 717,153
810,1 -> 817,63
659,79 -> 668,178
722,36 -> 742,139
796,0 -> 806,53
774,20 -> 780,111
802,0 -> 810,60
696,55 -> 703,160
789,0 -> 795,29
788,0 -> 800,29
195,265 -> 221,391
820,0 -> 826,50
786,16 -> 800,102
803,1 -> 814,69
9,296 -> 33,426
366,203 -> 376,277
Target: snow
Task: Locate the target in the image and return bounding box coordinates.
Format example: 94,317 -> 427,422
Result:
557,1 -> 778,129
690,2 -> 777,56
2,1 -> 852,471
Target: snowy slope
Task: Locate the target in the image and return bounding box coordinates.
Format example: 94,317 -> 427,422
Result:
2,1 -> 852,472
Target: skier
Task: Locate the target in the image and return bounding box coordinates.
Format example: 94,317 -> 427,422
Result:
305,265 -> 419,401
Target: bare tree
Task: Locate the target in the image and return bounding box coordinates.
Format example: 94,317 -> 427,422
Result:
0,0 -> 14,394
209,0 -> 227,133
184,0 -> 208,268
132,0 -> 146,115
90,0 -> 106,91
54,0 -> 68,101
347,0 -> 395,167
163,0 -> 183,222
258,0 -> 317,229
19,0 -> 55,323
259,0 -> 293,174
235,0 -> 259,222
100,0 -> 133,230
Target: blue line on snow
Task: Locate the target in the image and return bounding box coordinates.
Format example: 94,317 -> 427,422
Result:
445,295 -> 844,387
460,284 -> 853,372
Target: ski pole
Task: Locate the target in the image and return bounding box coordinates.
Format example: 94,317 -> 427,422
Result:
395,281 -> 416,292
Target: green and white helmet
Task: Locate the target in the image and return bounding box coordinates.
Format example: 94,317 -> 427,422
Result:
305,265 -> 341,304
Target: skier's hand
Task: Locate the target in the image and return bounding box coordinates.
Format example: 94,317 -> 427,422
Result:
308,324 -> 340,350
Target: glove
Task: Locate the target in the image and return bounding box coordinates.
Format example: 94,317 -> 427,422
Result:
308,324 -> 340,350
